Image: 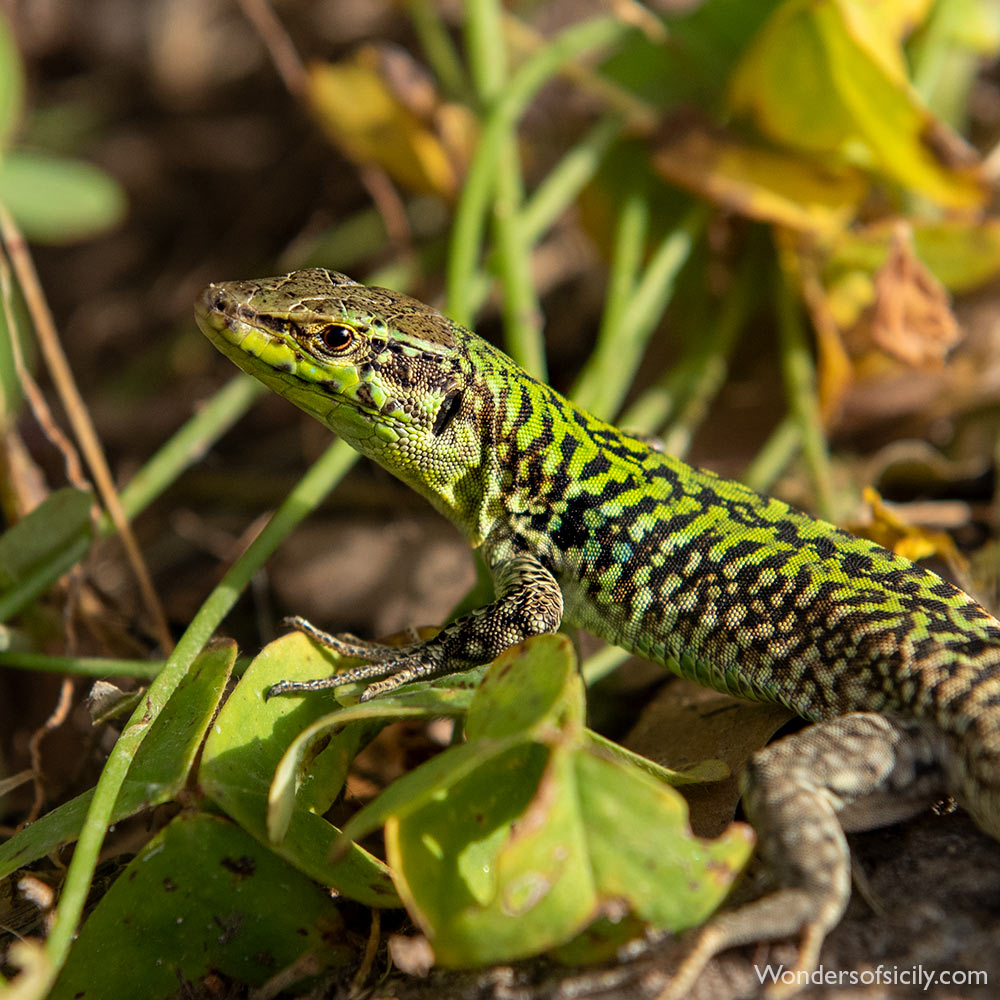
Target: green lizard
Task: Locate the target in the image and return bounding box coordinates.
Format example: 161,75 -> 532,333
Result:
196,268 -> 1000,995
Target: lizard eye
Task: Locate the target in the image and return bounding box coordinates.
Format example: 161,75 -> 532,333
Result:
319,324 -> 355,353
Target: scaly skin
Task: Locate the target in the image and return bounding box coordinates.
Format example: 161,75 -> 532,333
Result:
196,268 -> 1000,994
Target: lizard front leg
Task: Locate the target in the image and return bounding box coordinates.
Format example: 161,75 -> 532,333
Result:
268,553 -> 563,701
662,712 -> 949,999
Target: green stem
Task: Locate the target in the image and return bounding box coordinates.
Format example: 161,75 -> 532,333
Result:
580,643 -> 632,686
520,113 -> 624,243
493,138 -> 546,377
464,112 -> 625,317
407,0 -> 472,102
446,16 -> 633,325
775,271 -> 835,520
0,652 -> 165,678
622,254 -> 752,452
39,440 -> 358,991
569,191 -> 647,416
465,0 -> 506,99
463,0 -> 546,376
574,203 -> 706,421
742,415 -> 800,494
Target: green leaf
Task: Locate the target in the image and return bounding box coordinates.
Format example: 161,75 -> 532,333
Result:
198,631 -> 399,907
387,741 -> 592,965
49,813 -> 351,1000
268,680 -> 476,844
0,150 -> 127,243
0,642 -> 234,879
0,12 -> 24,150
465,632 -> 585,740
573,750 -> 753,928
339,635 -> 752,966
0,487 -> 93,600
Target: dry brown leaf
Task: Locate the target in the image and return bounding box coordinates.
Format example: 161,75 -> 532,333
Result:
863,225 -> 962,367
624,679 -> 792,838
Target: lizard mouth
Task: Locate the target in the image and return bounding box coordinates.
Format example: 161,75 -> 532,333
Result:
195,283 -> 253,344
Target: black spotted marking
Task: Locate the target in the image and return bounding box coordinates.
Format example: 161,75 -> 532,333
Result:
559,434 -> 580,465
252,314 -> 297,336
432,389 -> 463,436
841,551 -> 874,575
774,521 -> 801,546
580,451 -> 613,480
354,383 -> 377,410
812,536 -> 837,560
551,495 -> 592,552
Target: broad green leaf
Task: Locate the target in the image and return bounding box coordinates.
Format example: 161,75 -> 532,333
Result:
0,12 -> 23,150
465,632 -> 584,740
49,813 -> 350,1000
574,751 -> 753,928
387,742 -> 595,965
340,635 -> 750,966
728,0 -> 986,208
0,150 -> 126,243
199,631 -> 399,907
268,681 -> 476,844
0,487 -> 93,597
340,735 -> 521,850
0,642 -> 234,879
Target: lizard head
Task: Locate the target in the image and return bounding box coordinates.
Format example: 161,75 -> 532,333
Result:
195,268 -> 480,514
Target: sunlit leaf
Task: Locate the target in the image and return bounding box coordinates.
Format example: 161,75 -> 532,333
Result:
342,636 -> 751,966
728,0 -> 987,208
199,631 -> 399,908
307,45 -> 475,198
652,114 -> 866,234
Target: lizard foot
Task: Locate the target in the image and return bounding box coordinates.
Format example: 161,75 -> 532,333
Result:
660,712 -> 949,998
266,615 -> 440,700
657,891 -> 830,1000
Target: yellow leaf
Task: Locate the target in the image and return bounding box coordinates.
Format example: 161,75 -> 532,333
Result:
728,0 -> 987,208
307,47 -> 474,198
652,113 -> 866,235
857,486 -> 968,571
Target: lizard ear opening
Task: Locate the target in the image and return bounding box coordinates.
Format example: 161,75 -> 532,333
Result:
432,389 -> 463,436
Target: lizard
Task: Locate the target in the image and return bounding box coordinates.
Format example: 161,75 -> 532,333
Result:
195,267 -> 1000,995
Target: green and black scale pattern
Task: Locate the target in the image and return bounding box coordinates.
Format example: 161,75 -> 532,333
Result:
196,267 -> 1000,837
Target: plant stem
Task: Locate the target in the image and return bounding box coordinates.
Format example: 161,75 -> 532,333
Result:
775,270 -> 835,520
39,440 -> 358,992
